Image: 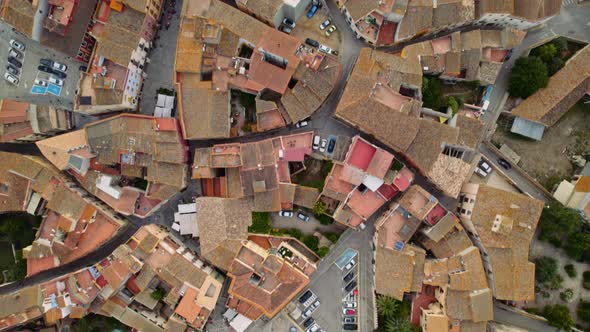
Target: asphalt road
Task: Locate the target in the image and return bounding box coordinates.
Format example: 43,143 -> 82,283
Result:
494,304 -> 557,332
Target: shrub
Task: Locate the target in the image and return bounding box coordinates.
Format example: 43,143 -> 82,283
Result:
422,76 -> 444,110
564,264 -> 577,278
313,201 -> 327,217
317,246 -> 329,257
508,56 -> 549,98
543,304 -> 574,330
248,212 -> 271,234
565,232 -> 590,261
546,57 -> 564,76
535,256 -> 559,284
448,96 -> 459,114
552,37 -> 569,54
282,228 -> 303,241
583,271 -> 590,290
321,160 -> 333,177
537,43 -> 557,63
578,300 -> 590,323
303,235 -> 319,252
560,289 -> 574,303
524,307 -> 542,315
316,214 -> 333,225
548,274 -> 563,290
324,232 -> 339,244
150,289 -> 166,300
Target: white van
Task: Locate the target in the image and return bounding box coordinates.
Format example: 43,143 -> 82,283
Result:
313,135 -> 320,150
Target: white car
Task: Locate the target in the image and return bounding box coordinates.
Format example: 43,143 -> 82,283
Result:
296,120 -> 309,128
9,39 -> 25,52
48,76 -> 64,86
52,61 -> 67,72
319,19 -> 331,30
474,167 -> 488,178
344,259 -> 355,271
319,139 -> 327,153
479,161 -> 492,174
34,79 -> 47,87
8,48 -> 23,60
343,302 -> 357,308
4,72 -> 18,85
279,210 -> 294,218
318,44 -> 332,54
313,135 -> 320,150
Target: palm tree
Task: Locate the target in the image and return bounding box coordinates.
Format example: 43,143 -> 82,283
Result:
384,317 -> 413,332
376,295 -> 399,317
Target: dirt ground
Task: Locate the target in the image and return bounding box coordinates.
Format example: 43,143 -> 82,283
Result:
492,102 -> 590,187
291,7 -> 340,50
293,157 -> 330,189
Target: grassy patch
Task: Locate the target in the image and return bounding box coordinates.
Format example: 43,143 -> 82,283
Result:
248,212 -> 272,234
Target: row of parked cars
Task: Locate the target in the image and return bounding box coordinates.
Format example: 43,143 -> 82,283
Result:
299,290 -> 323,332
4,39 -> 25,85
313,135 -> 336,154
342,259 -> 358,331
279,210 -> 310,222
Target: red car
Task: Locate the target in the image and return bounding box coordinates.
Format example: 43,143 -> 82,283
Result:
343,309 -> 356,315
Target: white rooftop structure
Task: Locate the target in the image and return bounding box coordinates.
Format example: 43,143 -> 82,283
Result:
96,174 -> 123,199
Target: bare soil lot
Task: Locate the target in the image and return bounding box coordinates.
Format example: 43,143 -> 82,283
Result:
492,101 -> 590,189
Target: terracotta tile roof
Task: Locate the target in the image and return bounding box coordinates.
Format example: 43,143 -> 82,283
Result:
576,176 -> 590,192
375,243 -> 425,300
468,184 -> 543,300
237,0 -> 284,24
422,213 -> 459,242
445,288 -> 493,323
0,285 -> 42,320
397,0 -> 433,40
0,0 -> 35,38
398,185 -> 438,220
228,243 -> 310,318
36,130 -> 88,170
433,0 -> 474,28
421,225 -> 473,259
447,246 -> 488,291
293,186 -> 319,209
512,45 -> 590,127
195,197 -> 252,271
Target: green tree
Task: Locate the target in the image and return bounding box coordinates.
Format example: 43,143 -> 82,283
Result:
538,43 -> 557,63
150,288 -> 166,300
248,212 -> 271,234
535,256 -> 559,284
578,300 -> 590,323
324,232 -> 339,244
283,228 -> 303,240
552,37 -> 569,54
564,264 -> 577,278
546,57 -> 564,76
317,246 -> 329,257
560,288 -> 574,303
303,235 -> 319,252
543,304 -> 574,330
422,76 -> 444,110
377,295 -> 399,317
583,271 -> 590,290
538,201 -> 583,245
448,96 -> 459,114
565,232 -> 590,261
508,57 -> 549,98
321,160 -> 334,177
313,201 -> 327,217
384,317 -> 413,332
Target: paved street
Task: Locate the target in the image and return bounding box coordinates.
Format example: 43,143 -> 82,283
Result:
138,0 -> 183,116
494,304 -> 557,332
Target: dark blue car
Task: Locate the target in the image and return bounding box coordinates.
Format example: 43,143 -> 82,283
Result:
307,5 -> 318,18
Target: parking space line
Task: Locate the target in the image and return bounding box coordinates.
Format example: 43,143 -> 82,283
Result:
47,83 -> 62,96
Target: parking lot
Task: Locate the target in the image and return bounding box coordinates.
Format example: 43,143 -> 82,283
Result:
0,20 -> 81,109
291,5 -> 341,52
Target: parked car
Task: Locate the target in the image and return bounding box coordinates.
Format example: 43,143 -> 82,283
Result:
313,135 -> 320,150
8,48 -> 23,60
302,308 -> 313,319
319,19 -> 331,30
4,72 -> 18,85
343,323 -> 358,330
358,222 -> 366,230
303,318 -> 315,328
310,300 -> 320,310
497,158 -> 511,170
52,61 -> 67,72
327,137 -> 336,153
332,49 -> 339,56
279,210 -> 293,218
479,160 -> 492,174
474,167 -> 488,178
296,120 -> 309,128
40,59 -> 53,67
344,280 -> 357,292
343,302 -> 357,308
325,25 -> 337,37
344,259 -> 356,271
51,69 -> 67,79
318,44 -> 332,54
299,290 -> 315,304
9,39 -> 25,52
8,57 -> 22,68
48,76 -> 64,86
79,65 -> 88,72
6,65 -> 19,76
306,324 -> 320,332
282,18 -> 296,29
297,212 -> 310,222
306,5 -> 318,18
343,317 -> 357,324
343,271 -> 354,283
319,139 -> 327,153
305,38 -> 320,48
34,79 -> 47,87
278,25 -> 292,34
342,309 -> 356,315
38,65 -> 53,74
